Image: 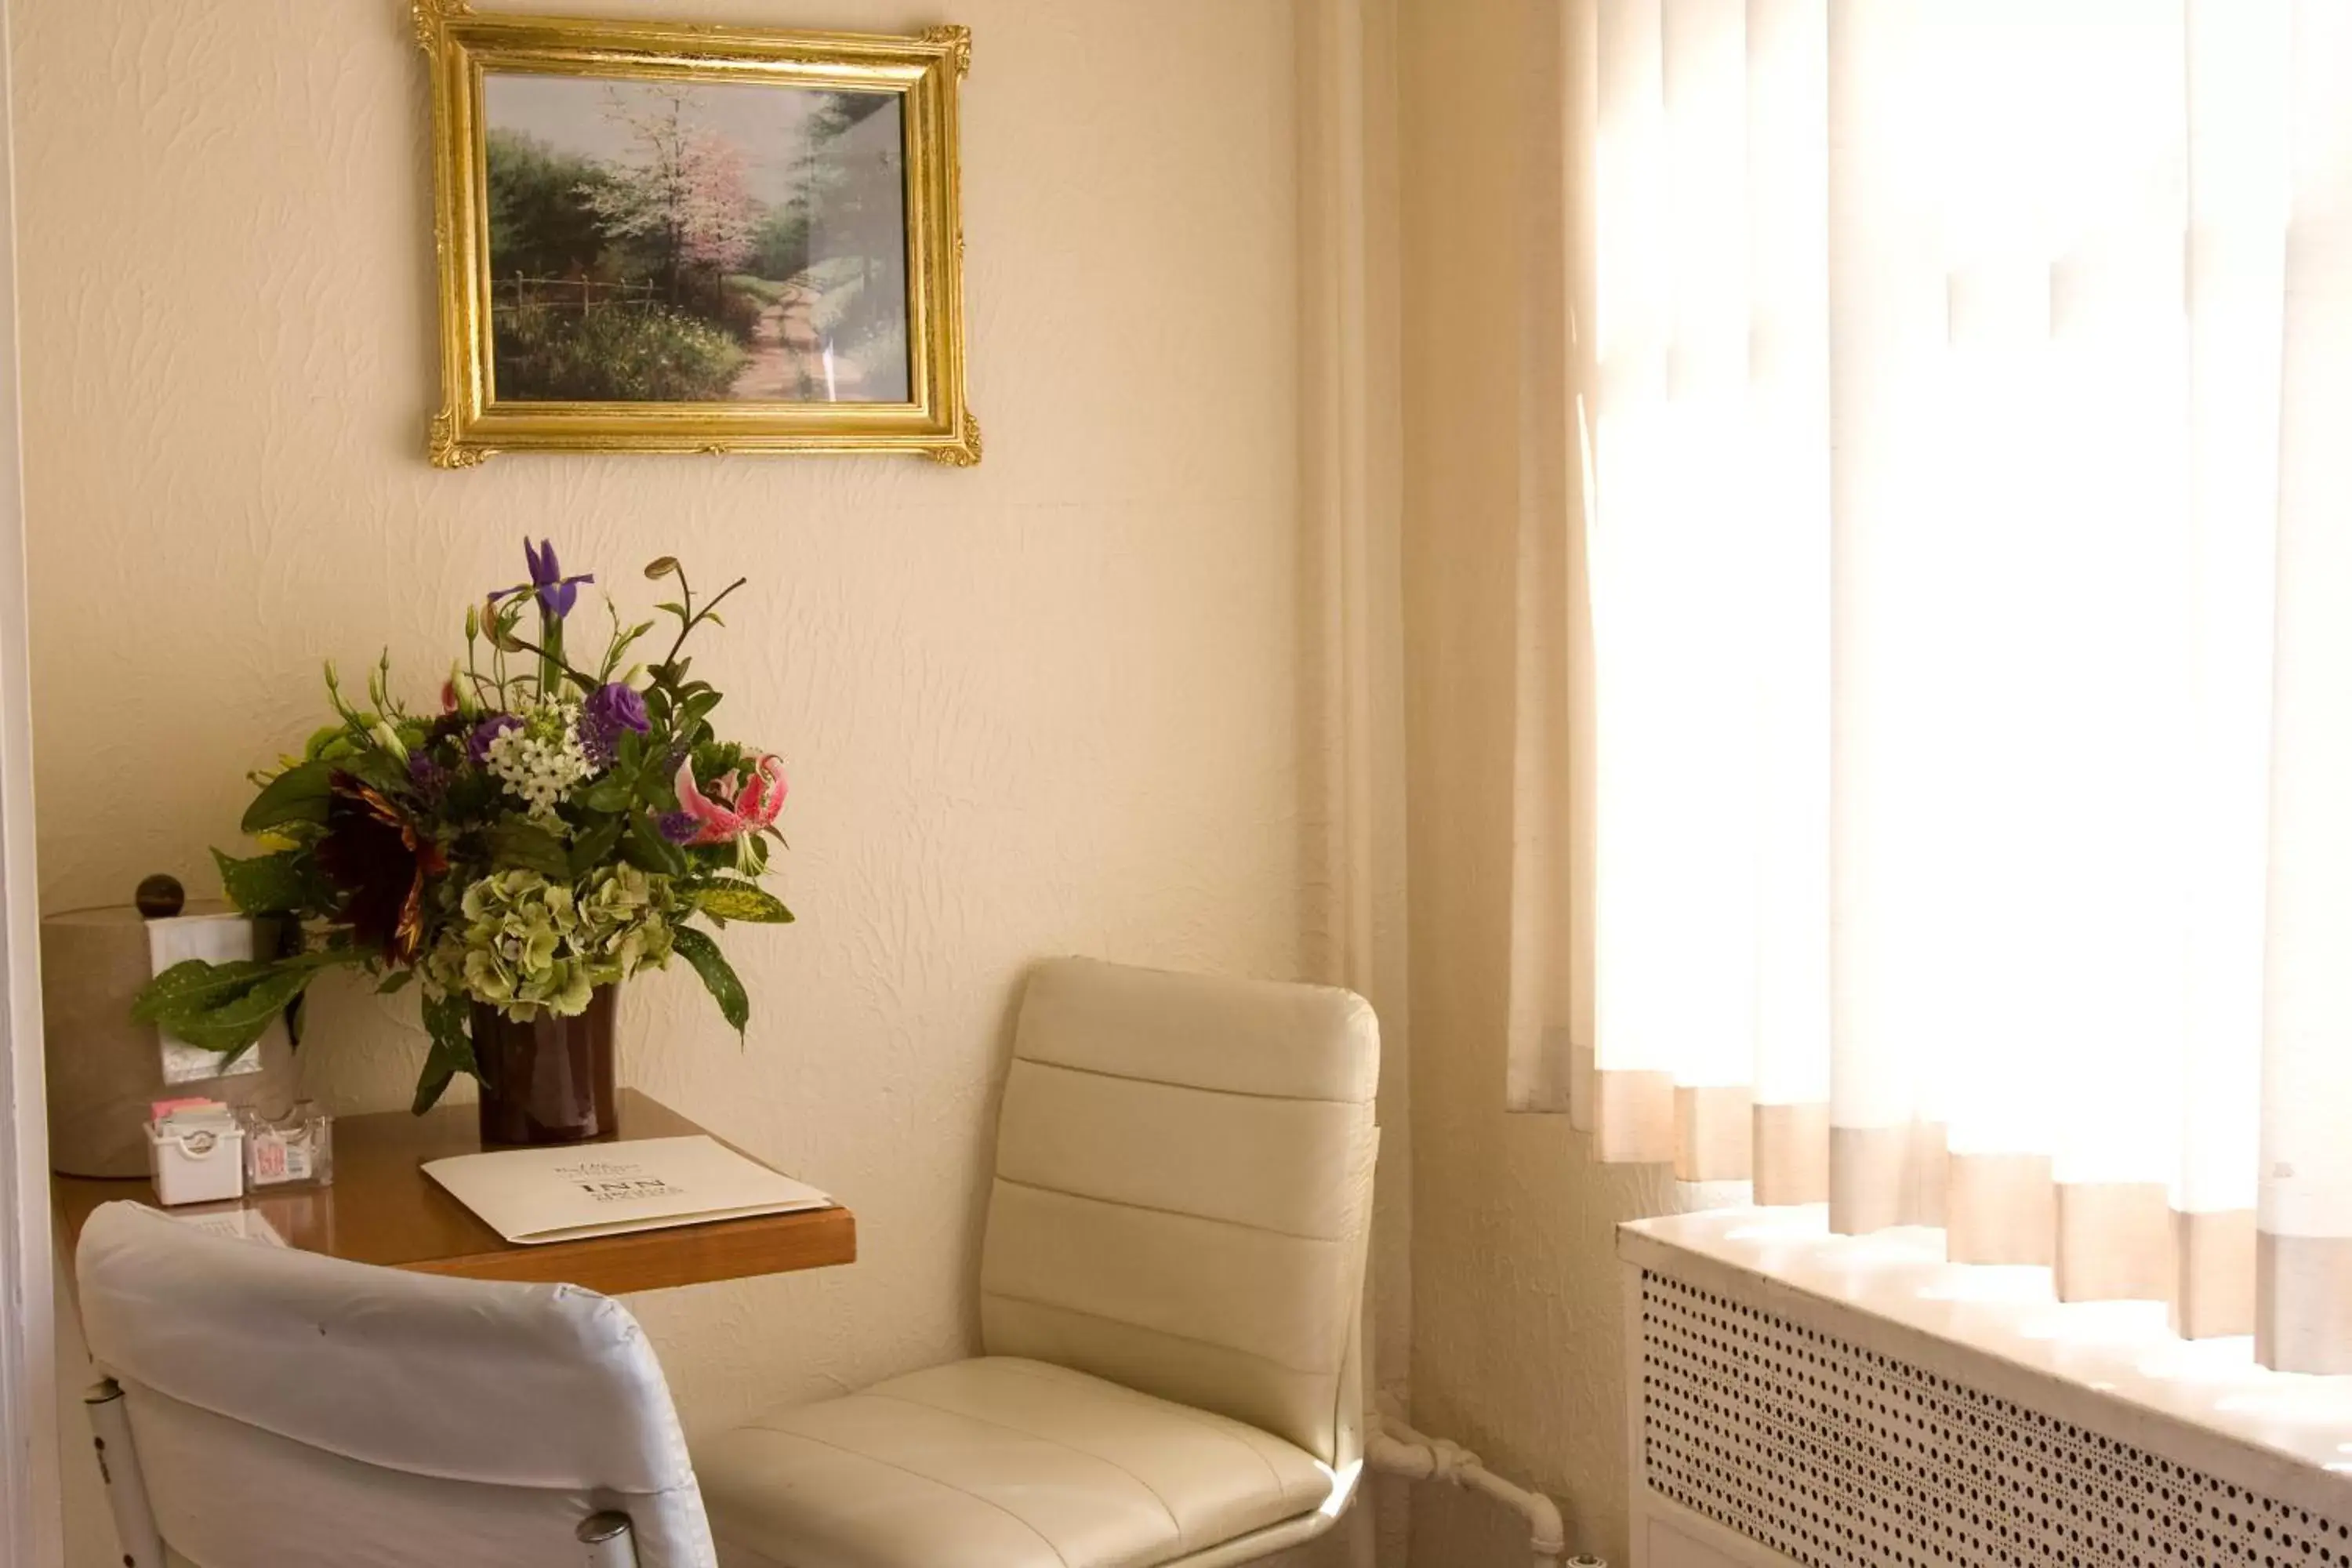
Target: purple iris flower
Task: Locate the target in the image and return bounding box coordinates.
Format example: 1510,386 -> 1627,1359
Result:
578,682 -> 651,768
492,539 -> 594,620
466,713 -> 521,764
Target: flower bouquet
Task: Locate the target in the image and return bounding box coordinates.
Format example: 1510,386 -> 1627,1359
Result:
133,541 -> 793,1139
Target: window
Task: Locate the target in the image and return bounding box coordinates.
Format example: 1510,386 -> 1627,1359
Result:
1575,0 -> 2352,1371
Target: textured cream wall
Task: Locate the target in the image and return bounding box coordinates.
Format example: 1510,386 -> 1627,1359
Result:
1396,2 -> 1698,1564
13,1 -> 1329,1562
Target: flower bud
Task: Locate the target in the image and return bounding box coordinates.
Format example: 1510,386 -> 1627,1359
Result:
465,602 -> 480,641
644,556 -> 680,580
447,662 -> 481,717
370,720 -> 409,761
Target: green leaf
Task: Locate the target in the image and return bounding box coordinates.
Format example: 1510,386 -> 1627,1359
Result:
581,775 -> 633,814
486,821 -> 571,878
132,948 -> 359,1025
133,957 -> 289,1024
240,760 -> 336,833
302,724 -> 359,762
567,817 -> 625,877
439,768 -> 502,822
212,848 -> 317,916
134,953 -> 356,1057
412,989 -> 476,1114
692,881 -> 795,924
376,969 -> 415,994
622,812 -> 688,877
166,967 -> 316,1054
671,926 -> 748,1036
338,750 -> 408,796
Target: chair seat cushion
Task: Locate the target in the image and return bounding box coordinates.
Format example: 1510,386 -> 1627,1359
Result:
695,1356 -> 1335,1568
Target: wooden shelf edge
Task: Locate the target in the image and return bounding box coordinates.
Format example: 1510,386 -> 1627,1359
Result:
404,1205 -> 858,1295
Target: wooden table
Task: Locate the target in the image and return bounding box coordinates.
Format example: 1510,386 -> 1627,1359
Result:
53,1090 -> 855,1295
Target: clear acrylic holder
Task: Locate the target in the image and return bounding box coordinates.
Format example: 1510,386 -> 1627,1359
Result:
236,1101 -> 334,1189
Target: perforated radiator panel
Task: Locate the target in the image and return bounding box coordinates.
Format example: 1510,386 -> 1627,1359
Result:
1638,1270 -> 2352,1568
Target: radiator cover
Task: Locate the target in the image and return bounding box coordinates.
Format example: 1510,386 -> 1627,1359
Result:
1632,1253 -> 2352,1568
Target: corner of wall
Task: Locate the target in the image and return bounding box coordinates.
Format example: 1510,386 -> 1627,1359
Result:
1296,1 -> 1411,1562
1393,0 -> 1703,1562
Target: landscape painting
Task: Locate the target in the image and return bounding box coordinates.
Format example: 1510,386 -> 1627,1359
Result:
481,73 -> 912,405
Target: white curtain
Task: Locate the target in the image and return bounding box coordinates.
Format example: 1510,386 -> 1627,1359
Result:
1570,0 -> 2352,1371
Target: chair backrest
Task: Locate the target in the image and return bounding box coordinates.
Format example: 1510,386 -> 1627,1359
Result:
75,1202 -> 715,1567
979,957 -> 1380,1468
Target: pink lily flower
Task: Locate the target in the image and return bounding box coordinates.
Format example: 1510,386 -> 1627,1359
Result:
671,753 -> 787,846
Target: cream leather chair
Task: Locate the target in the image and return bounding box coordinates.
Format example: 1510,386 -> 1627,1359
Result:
75,1200 -> 717,1567
695,957 -> 1381,1568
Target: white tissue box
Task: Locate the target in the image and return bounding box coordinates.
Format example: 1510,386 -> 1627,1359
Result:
146,1120 -> 245,1206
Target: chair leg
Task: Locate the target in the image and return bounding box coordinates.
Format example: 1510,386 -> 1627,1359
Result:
577,1511 -> 640,1566
83,1380 -> 167,1568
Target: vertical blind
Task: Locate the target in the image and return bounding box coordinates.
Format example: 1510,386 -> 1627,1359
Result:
1575,0 -> 2352,1371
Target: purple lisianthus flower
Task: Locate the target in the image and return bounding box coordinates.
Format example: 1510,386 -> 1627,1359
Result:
578,682 -> 651,768
657,810 -> 702,845
466,713 -> 521,764
490,539 -> 593,620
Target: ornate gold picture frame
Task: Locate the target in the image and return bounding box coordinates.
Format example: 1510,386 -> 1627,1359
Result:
415,2 -> 976,466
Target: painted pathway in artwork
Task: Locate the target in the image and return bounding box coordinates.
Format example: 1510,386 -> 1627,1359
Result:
730,283 -> 830,401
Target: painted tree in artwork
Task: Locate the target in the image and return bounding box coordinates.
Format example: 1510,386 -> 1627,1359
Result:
585,86 -> 757,303
677,134 -> 757,274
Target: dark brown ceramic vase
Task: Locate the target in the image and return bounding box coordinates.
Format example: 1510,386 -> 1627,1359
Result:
471,985 -> 618,1145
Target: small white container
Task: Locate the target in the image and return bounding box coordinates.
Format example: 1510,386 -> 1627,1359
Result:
146,1120 -> 245,1206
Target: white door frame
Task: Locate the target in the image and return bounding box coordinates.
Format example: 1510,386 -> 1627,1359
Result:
0,0 -> 61,1557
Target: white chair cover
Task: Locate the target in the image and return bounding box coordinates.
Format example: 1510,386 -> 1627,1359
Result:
77,1201 -> 717,1568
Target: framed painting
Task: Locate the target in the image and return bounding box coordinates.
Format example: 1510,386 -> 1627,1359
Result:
414,2 -> 976,466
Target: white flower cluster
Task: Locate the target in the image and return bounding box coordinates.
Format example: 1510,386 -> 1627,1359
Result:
485,705 -> 590,820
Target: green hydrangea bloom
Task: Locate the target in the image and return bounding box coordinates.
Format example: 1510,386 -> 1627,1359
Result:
423,865 -> 678,1019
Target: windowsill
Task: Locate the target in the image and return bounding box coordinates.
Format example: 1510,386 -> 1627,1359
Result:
1619,1206 -> 2352,1504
